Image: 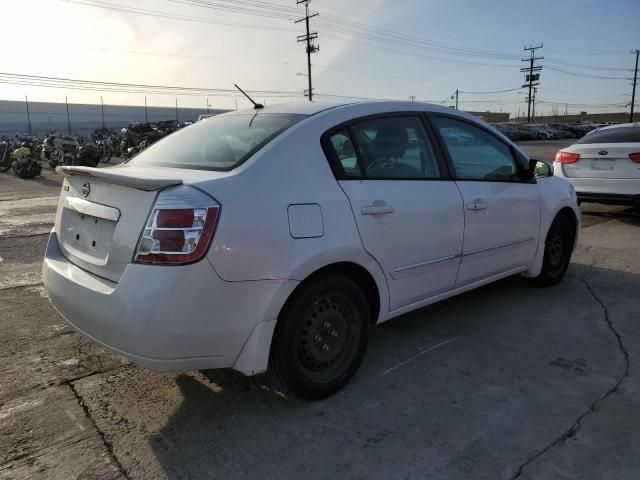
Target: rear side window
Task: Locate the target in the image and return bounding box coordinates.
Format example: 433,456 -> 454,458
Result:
328,129 -> 362,178
576,126 -> 640,144
128,113 -> 304,171
325,116 -> 441,179
432,116 -> 520,182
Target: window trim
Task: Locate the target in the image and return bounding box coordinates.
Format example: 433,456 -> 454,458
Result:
320,111 -> 450,181
426,113 -> 534,184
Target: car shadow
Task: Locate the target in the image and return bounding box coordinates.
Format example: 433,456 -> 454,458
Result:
147,262 -> 639,479
581,204 -> 640,226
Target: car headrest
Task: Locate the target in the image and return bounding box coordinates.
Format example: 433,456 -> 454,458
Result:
373,124 -> 408,159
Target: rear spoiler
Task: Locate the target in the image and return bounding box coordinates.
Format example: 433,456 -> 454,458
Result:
56,166 -> 183,191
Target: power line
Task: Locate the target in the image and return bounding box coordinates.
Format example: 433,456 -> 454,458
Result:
459,87 -> 523,94
0,72 -> 302,96
544,57 -> 630,72
544,65 -> 629,81
63,0 -> 632,78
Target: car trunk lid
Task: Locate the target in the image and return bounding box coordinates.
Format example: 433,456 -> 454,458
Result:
562,143 -> 640,179
54,165 -> 227,282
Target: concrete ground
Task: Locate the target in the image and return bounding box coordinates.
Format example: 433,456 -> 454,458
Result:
0,141 -> 638,479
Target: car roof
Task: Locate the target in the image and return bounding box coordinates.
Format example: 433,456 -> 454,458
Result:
226,100 -> 479,118
592,122 -> 640,131
228,101 -> 351,116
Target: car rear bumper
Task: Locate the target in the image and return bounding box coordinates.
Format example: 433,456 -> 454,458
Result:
42,231 -> 297,372
554,167 -> 640,200
577,192 -> 640,205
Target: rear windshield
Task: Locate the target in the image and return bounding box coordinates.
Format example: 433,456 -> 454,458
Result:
127,113 -> 305,170
576,126 -> 640,144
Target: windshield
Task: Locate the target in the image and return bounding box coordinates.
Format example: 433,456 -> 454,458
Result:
127,113 -> 305,170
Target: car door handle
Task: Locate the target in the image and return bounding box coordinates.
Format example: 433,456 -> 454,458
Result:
361,204 -> 394,215
465,201 -> 488,211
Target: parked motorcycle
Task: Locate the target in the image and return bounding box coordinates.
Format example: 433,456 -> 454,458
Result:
0,140 -> 12,172
43,135 -> 79,167
74,143 -> 101,167
13,155 -> 42,178
11,143 -> 42,178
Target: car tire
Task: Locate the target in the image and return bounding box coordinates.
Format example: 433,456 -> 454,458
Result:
268,273 -> 369,400
531,214 -> 574,287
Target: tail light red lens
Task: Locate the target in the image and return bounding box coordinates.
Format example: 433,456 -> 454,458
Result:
629,152 -> 640,164
134,187 -> 220,265
555,151 -> 580,164
156,209 -> 195,228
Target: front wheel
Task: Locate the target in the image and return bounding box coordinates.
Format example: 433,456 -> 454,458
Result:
531,215 -> 574,287
268,273 -> 369,400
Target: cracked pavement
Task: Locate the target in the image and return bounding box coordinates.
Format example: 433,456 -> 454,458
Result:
1,143 -> 639,479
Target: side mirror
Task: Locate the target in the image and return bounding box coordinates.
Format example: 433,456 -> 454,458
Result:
529,158 -> 554,178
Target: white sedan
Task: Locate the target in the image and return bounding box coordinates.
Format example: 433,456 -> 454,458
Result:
554,123 -> 640,205
43,101 -> 580,399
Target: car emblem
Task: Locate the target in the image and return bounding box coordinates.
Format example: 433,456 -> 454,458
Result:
81,181 -> 91,198
598,150 -> 608,156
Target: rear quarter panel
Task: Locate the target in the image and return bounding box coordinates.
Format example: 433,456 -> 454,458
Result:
196,107 -> 390,316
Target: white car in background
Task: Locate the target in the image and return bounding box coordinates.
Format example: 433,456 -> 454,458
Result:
43,101 -> 580,399
554,123 -> 640,205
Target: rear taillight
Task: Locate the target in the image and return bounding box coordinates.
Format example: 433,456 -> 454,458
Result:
629,152 -> 640,164
134,186 -> 220,265
554,151 -> 580,164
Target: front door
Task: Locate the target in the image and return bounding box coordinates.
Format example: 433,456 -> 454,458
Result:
430,115 -> 540,286
325,115 -> 465,311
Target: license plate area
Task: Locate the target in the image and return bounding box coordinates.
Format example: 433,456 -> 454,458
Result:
60,208 -> 116,266
591,159 -> 615,171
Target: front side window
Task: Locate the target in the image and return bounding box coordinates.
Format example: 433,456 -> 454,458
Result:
128,113 -> 304,171
432,116 -> 520,182
350,116 -> 441,179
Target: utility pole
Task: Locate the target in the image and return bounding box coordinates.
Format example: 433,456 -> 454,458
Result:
409,95 -> 416,102
521,44 -> 543,123
532,87 -> 538,121
295,0 -> 319,101
24,95 -> 31,135
206,97 -> 210,115
455,89 -> 459,110
630,49 -> 639,123
65,96 -> 71,135
175,98 -> 179,123
100,96 -> 105,129
144,97 -> 148,121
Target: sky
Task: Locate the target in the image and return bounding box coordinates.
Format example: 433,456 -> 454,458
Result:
1,0 -> 639,116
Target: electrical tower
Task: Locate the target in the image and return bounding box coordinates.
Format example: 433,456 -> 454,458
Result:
521,44 -> 543,123
296,0 -> 319,101
630,49 -> 639,123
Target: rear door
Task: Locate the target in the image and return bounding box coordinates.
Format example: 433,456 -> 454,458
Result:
429,115 -> 540,286
324,114 -> 465,311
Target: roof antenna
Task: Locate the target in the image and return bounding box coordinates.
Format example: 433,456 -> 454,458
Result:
234,84 -> 264,110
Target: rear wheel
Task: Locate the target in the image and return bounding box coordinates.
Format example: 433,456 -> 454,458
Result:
531,215 -> 574,287
268,273 -> 369,400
